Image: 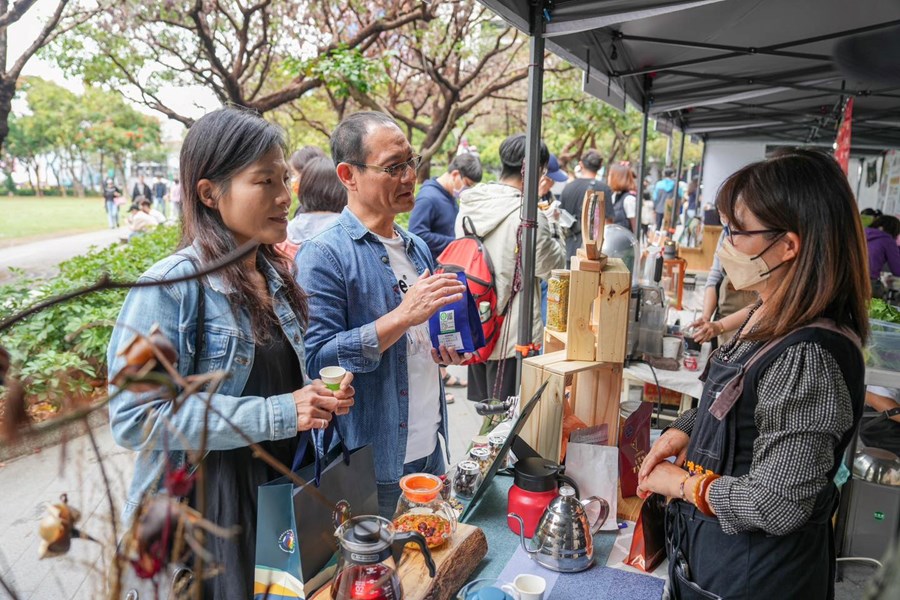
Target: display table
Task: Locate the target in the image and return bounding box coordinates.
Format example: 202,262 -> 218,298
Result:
461,475 -> 666,600
622,362 -> 703,418
865,366 -> 900,388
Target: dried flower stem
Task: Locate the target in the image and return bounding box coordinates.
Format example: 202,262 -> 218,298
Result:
0,241 -> 258,335
83,421 -> 122,600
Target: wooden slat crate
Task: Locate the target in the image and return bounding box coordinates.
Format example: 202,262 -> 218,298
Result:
519,353 -> 623,462
594,257 -> 632,363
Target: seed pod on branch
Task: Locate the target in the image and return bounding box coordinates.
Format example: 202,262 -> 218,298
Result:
38,493 -> 96,559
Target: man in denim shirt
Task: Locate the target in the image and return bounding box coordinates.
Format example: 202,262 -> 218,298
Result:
296,112 -> 469,516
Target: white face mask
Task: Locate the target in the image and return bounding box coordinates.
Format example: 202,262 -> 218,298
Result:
716,235 -> 786,290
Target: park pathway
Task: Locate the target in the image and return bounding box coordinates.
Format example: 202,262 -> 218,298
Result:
0,228 -> 127,283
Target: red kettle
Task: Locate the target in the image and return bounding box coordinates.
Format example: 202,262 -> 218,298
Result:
507,457 -> 579,538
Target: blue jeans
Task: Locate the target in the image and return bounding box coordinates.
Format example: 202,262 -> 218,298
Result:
376,440 -> 446,519
540,278 -> 548,325
105,199 -> 119,228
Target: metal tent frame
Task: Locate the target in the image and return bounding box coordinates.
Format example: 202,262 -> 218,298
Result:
476,0 -> 900,380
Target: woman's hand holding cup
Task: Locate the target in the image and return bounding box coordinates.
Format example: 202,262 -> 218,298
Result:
292,368 -> 355,432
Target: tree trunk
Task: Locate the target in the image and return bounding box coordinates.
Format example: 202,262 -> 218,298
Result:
32,163 -> 43,197
0,83 -> 12,154
69,164 -> 85,197
50,161 -> 66,196
24,164 -> 34,192
418,157 -> 432,184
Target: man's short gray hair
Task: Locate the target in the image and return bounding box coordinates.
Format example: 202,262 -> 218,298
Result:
330,112 -> 399,166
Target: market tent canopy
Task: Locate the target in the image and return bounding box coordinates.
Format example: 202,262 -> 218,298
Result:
479,0 -> 900,150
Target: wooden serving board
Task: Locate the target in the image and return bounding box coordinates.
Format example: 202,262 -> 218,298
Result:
311,522 -> 488,600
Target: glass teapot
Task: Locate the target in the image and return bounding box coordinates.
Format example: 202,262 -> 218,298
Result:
392,473 -> 458,549
331,515 -> 436,600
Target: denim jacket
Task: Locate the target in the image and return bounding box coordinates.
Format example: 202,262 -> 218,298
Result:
295,207 -> 449,484
107,245 -> 307,523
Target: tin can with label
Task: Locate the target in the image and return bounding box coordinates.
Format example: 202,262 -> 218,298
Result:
683,349 -> 699,371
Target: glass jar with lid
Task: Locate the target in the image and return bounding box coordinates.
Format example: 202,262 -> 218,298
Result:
546,269 -> 570,332
392,473 -> 458,549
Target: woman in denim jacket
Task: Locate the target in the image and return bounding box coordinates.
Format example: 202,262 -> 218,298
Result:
107,108 -> 354,598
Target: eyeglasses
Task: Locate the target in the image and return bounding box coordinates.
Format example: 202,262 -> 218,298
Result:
348,155 -> 422,178
722,222 -> 784,244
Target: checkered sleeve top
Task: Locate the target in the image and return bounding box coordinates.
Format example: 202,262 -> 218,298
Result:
671,341 -> 854,536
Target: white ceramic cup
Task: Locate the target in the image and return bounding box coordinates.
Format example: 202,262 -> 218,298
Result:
319,366 -> 346,391
662,336 -> 681,359
501,574 -> 546,600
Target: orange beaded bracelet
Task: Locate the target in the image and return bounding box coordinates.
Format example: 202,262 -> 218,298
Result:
695,474 -> 721,517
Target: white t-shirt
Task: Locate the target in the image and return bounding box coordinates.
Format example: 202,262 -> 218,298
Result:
623,193 -> 637,219
376,232 -> 442,462
867,386 -> 900,402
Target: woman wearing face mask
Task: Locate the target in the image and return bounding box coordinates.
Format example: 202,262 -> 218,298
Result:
107,108 -> 355,598
637,149 -> 869,600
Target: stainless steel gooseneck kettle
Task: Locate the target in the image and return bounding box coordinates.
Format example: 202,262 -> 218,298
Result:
509,485 -> 609,573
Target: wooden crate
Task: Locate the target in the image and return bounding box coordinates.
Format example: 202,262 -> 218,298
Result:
566,256 -> 602,361
594,257 -> 631,363
558,257 -> 631,364
543,328 -> 567,354
519,352 -> 622,463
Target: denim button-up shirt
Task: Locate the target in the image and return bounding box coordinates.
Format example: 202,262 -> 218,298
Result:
107,245 -> 307,523
296,207 -> 449,484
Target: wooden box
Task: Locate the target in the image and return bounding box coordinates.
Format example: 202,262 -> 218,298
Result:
519,351 -> 622,462
562,257 -> 631,364
594,257 -> 632,363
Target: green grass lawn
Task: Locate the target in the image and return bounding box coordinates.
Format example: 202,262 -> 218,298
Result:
0,195 -> 110,244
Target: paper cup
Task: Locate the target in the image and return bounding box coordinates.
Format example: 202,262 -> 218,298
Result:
319,366 -> 346,391
662,336 -> 681,359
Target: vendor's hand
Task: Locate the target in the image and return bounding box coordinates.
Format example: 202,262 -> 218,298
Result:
398,270 -> 466,327
292,381 -> 348,432
637,461 -> 687,499
638,428 -> 690,484
431,345 -> 472,366
690,317 -> 720,344
333,371 -> 355,416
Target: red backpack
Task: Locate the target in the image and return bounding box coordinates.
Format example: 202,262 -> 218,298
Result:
437,216 -> 509,364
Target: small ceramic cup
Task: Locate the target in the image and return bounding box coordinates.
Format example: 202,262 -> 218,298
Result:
319,366 -> 346,391
501,574 -> 546,600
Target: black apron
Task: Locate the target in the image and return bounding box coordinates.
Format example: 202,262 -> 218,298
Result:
666,325 -> 865,600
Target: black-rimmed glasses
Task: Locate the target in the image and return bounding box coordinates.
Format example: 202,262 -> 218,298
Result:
722,222 -> 784,244
348,155 -> 422,178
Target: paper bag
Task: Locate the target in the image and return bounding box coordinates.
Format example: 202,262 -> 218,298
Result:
564,442 -> 619,531
254,429 -> 377,599
428,272 -> 485,353
619,402 -> 652,497
625,493 -> 667,573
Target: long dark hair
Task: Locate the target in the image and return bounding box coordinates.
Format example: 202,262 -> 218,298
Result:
717,148 -> 869,344
179,108 -> 309,336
